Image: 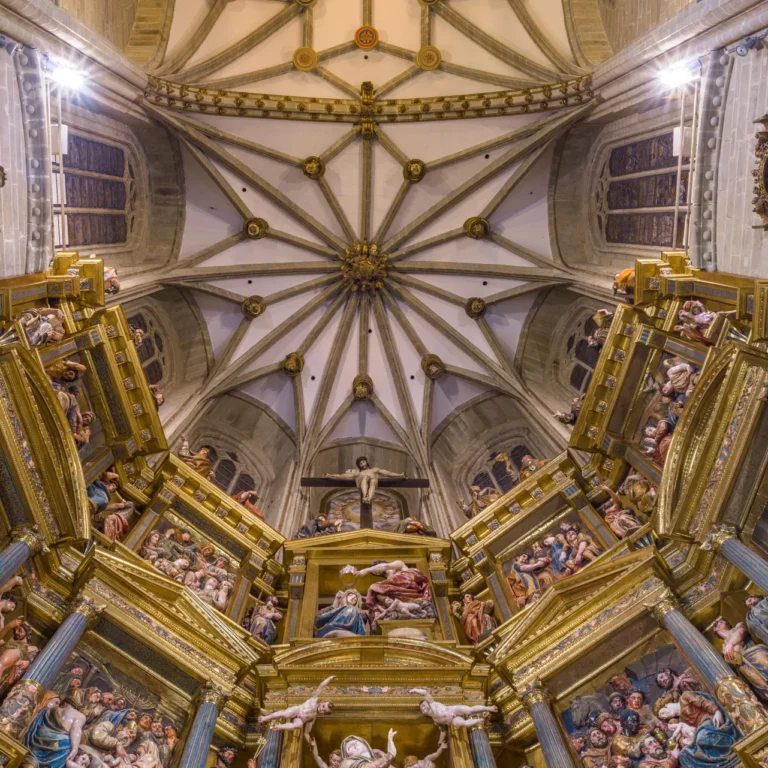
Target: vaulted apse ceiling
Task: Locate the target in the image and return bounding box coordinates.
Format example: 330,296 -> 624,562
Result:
147,0 -> 590,466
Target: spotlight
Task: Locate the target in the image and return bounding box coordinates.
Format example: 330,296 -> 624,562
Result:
48,64 -> 86,90
658,65 -> 696,89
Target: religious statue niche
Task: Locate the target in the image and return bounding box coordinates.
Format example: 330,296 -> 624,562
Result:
561,641 -> 742,768
18,307 -> 67,347
710,592 -> 768,706
242,596 -> 283,645
344,560 -> 436,633
324,490 -> 404,533
20,650 -> 182,768
450,592 -> 498,645
635,353 -> 700,468
0,576 -> 41,702
137,519 -> 236,612
313,588 -> 369,638
501,511 -> 607,609
45,355 -> 97,454
87,469 -> 141,543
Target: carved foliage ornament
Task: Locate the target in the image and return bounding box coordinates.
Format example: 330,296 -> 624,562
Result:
464,216 -> 491,240
416,46 -> 442,71
282,352 -> 304,378
465,297 -> 487,319
342,241 -> 388,291
302,156 -> 325,179
353,373 -> 374,400
753,116 -> 768,229
293,47 -> 318,72
355,26 -> 379,50
421,354 -> 445,380
242,296 -> 266,319
403,159 -> 427,183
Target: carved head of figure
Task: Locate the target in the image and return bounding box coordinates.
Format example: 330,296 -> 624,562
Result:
569,733 -> 586,753
626,691 -> 645,712
317,702 -> 334,716
746,594 -> 763,610
138,713 -> 153,731
345,592 -> 359,608
0,593 -> 17,614
164,725 -> 177,740
641,736 -> 667,760
713,617 -> 731,639
420,701 -> 431,716
655,668 -> 674,690
619,708 -> 640,736
216,747 -> 236,768
328,751 -> 342,768
609,758 -> 633,768
587,727 -> 609,749
403,758 -> 419,768
150,719 -> 164,738
609,692 -> 626,712
356,456 -> 369,470
462,593 -> 473,606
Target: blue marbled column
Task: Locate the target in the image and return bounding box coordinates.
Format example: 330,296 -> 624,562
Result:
179,687 -> 226,768
518,685 -> 577,768
720,537 -> 768,594
257,729 -> 283,768
469,728 -> 497,768
0,527 -> 45,587
659,608 -> 732,691
24,596 -> 102,689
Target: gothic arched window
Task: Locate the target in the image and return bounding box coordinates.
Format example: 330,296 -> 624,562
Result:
566,315 -> 599,395
208,450 -> 257,495
595,132 -> 688,248
126,312 -> 167,387
53,133 -> 137,248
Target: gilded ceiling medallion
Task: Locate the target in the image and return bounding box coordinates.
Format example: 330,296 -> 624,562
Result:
293,47 -> 318,72
416,46 -> 442,71
403,159 -> 427,183
342,241 -> 388,292
464,217 -> 491,240
242,296 -> 267,319
245,218 -> 269,239
282,352 -> 305,378
418,0 -> 441,5
355,26 -> 379,50
302,156 -> 325,179
294,0 -> 317,6
352,374 -> 374,401
465,297 -> 487,320
421,354 -> 445,381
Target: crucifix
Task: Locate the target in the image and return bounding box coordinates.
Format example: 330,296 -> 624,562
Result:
300,456 -> 429,529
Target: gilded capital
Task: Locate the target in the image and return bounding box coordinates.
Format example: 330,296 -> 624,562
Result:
702,525 -> 737,552
198,681 -> 227,711
11,525 -> 48,556
645,593 -> 681,625
517,680 -> 551,710
68,595 -> 105,627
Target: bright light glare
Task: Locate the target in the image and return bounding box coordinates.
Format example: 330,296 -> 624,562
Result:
49,66 -> 86,90
658,66 -> 695,89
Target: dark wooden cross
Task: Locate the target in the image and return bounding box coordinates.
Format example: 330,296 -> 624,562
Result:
300,473 -> 429,529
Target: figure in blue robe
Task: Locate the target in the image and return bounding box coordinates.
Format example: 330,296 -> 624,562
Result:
675,691 -> 740,768
314,589 -> 368,638
25,703 -> 74,768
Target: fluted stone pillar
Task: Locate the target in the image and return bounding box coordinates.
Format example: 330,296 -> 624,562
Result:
0,595 -> 103,738
706,526 -> 768,595
257,729 -> 283,768
178,683 -> 227,768
649,592 -> 768,734
518,682 -> 577,768
0,526 -> 46,587
468,726 -> 497,767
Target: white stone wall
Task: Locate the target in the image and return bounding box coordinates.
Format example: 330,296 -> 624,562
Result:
716,45 -> 768,277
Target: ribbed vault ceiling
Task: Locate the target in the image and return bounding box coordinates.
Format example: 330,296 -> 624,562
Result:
146,0 -> 593,469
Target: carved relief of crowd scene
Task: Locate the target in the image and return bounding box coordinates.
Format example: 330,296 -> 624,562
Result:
503,514 -> 606,609
564,645 -> 741,768
19,653 -> 181,768
0,576 -> 40,698
138,522 -> 235,613
637,354 -> 700,468
311,560 -> 437,641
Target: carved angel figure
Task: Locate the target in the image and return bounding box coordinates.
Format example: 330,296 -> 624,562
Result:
409,689 -> 497,728
258,676 -> 335,742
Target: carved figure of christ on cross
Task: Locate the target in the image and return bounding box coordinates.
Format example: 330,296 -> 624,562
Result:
300,456 -> 429,529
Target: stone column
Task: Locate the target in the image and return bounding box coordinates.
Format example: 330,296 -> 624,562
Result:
178,683 -> 227,768
518,682 -> 577,768
705,526 -> 768,595
649,593 -> 768,734
0,525 -> 46,587
257,730 -> 283,768
0,595 -> 103,738
468,726 -> 497,768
